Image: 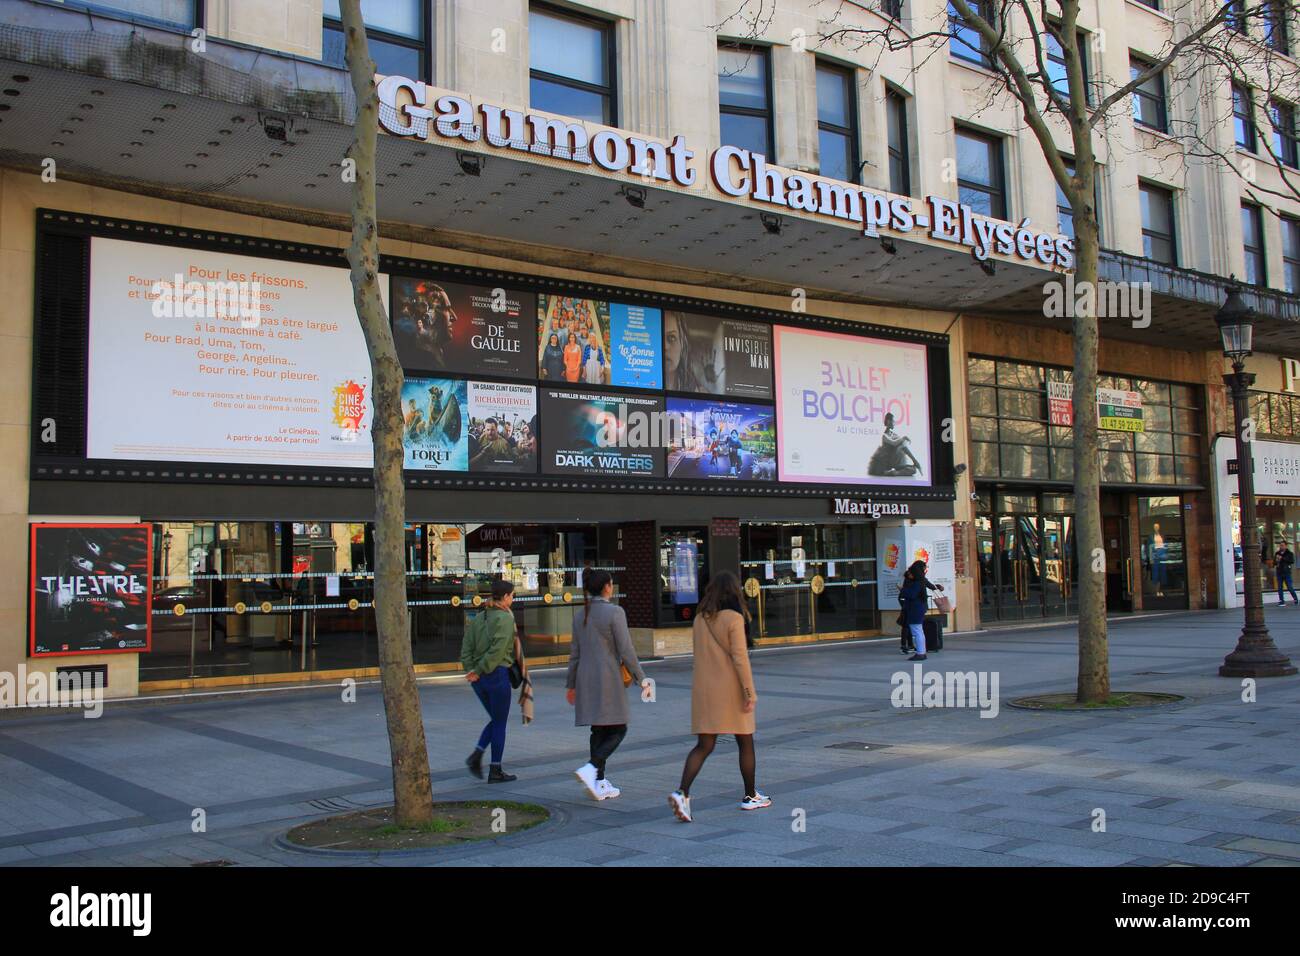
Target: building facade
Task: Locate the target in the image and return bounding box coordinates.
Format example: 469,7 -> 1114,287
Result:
1,0 -> 1297,699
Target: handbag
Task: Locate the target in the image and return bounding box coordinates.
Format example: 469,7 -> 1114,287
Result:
934,595 -> 953,614
507,627 -> 524,689
591,604 -> 635,687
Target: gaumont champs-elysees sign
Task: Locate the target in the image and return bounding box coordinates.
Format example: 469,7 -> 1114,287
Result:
376,77 -> 1076,270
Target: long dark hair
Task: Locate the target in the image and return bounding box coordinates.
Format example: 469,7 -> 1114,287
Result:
697,570 -> 750,622
904,560 -> 927,581
583,568 -> 612,624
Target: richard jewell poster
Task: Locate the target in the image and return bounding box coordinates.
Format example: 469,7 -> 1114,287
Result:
774,326 -> 931,486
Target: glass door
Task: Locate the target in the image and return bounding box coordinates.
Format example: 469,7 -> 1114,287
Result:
1138,496 -> 1188,609
1041,515 -> 1076,617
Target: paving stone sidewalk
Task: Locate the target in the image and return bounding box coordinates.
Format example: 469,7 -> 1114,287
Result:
2,608 -> 1299,867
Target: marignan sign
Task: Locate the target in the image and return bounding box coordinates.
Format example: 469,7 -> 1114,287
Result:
832,497 -> 912,518
375,77 -> 1076,271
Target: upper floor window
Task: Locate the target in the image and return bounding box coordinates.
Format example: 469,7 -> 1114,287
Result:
1241,203 -> 1267,286
1282,216 -> 1300,294
1234,83 -> 1257,151
956,127 -> 1007,219
323,0 -> 426,81
1271,100 -> 1299,167
886,86 -> 912,196
529,4 -> 616,125
1139,181 -> 1177,265
1132,0 -> 1161,8
718,44 -> 774,157
1056,159 -> 1076,239
1265,1 -> 1291,53
949,1 -> 995,70
1226,0 -> 1248,34
1045,28 -> 1090,104
1130,56 -> 1168,132
64,0 -> 196,29
882,0 -> 904,19
816,62 -> 859,183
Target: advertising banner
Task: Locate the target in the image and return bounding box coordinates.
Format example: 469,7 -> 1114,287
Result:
1048,380 -> 1073,426
30,523 -> 152,657
537,294 -> 613,386
1097,388 -> 1144,432
86,237 -> 382,468
774,326 -> 931,485
665,398 -> 776,480
663,312 -> 772,398
391,277 -> 534,379
468,381 -> 538,473
401,377 -> 468,471
608,303 -> 663,389
539,388 -> 665,477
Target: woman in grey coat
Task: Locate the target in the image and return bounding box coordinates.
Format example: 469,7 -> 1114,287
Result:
566,569 -> 651,800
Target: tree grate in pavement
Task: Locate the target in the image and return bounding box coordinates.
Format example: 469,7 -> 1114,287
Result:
191,859 -> 237,867
308,797 -> 366,813
824,742 -> 892,751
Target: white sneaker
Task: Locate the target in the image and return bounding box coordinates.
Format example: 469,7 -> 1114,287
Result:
574,762 -> 601,800
596,778 -> 620,799
668,789 -> 692,822
740,792 -> 773,811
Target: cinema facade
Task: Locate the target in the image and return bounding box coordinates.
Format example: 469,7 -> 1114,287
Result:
2,1 -> 1297,700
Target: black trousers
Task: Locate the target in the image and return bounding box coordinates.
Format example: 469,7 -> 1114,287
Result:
589,724 -> 628,780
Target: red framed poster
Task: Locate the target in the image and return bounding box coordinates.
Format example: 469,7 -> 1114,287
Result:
29,523 -> 153,658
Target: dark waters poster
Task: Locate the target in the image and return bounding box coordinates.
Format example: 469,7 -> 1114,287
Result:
539,388 -> 665,477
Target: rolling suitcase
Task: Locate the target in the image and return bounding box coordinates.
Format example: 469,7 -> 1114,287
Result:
922,616 -> 943,652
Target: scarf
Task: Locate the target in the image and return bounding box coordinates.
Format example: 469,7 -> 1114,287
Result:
514,628 -> 534,725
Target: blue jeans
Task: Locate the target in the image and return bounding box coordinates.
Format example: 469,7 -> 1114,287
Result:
1278,567 -> 1298,603
472,665 -> 512,764
909,623 -> 926,655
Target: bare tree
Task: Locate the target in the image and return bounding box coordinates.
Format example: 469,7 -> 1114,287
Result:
339,0 -> 434,825
755,0 -> 1275,701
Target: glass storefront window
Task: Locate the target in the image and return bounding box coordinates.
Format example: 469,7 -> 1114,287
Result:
1138,496 -> 1187,608
739,522 -> 877,640
966,356 -> 1203,489
1233,495 -> 1300,596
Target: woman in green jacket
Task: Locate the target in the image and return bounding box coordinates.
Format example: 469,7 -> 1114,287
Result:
460,579 -> 518,783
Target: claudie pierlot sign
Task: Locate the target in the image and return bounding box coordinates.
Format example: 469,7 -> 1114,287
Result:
376,77 -> 1076,270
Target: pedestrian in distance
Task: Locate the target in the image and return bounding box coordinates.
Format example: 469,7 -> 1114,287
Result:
899,560 -> 943,662
461,579 -> 519,783
566,569 -> 652,800
669,571 -> 769,823
1275,539 -> 1298,606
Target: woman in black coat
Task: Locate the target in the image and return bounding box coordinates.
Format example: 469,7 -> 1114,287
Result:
898,560 -> 942,662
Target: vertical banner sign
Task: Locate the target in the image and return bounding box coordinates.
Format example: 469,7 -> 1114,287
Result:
1097,388 -> 1144,432
1047,381 -> 1074,426
774,326 -> 931,485
30,524 -> 153,657
670,539 -> 699,604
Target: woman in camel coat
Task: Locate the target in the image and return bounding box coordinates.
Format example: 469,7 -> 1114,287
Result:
668,571 -> 770,822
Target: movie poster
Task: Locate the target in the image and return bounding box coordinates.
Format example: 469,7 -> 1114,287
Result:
774,326 -> 931,486
30,524 -> 152,657
662,312 -> 773,399
666,398 -> 777,481
540,388 -> 665,477
401,377 -> 468,471
608,303 -> 663,389
392,278 -> 535,379
468,381 -> 538,473
537,294 -> 612,386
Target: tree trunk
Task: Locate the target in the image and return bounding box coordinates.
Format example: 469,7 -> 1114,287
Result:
1071,211 -> 1110,703
339,0 -> 434,825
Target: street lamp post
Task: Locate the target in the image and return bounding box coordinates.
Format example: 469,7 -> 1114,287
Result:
1216,284 -> 1297,678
